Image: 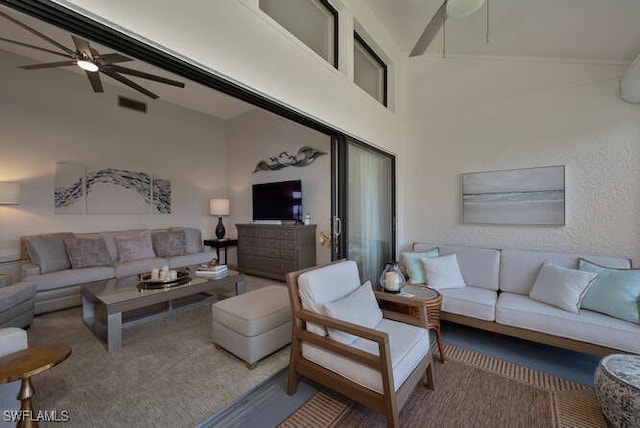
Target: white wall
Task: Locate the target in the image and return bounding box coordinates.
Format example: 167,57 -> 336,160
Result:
225,109 -> 332,265
402,57 -> 640,261
55,0 -> 404,152
0,50 -> 228,261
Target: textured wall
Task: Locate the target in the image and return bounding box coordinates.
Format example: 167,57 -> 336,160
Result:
402,57 -> 640,263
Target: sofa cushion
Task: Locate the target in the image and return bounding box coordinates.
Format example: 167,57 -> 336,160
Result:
579,259 -> 640,324
100,229 -> 148,263
298,261 -> 361,336
500,249 -> 631,295
413,243 -> 500,291
400,248 -> 439,284
168,252 -> 214,269
24,233 -> 74,274
302,318 -> 429,394
496,292 -> 640,354
114,230 -> 156,262
27,267 -> 115,292
114,257 -> 168,278
211,286 -> 291,337
529,263 -> 597,314
323,281 -> 383,345
421,254 -> 466,289
64,237 -> 111,269
152,230 -> 186,258
0,282 -> 36,313
171,227 -> 203,254
439,286 -> 497,321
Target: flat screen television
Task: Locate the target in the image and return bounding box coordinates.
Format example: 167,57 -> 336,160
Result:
252,180 -> 302,221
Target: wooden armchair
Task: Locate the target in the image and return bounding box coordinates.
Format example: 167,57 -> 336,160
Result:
285,260 -> 434,428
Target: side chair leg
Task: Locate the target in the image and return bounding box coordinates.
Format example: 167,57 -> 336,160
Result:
425,361 -> 435,390
287,365 -> 298,395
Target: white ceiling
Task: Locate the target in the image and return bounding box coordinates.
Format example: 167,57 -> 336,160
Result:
367,0 -> 640,62
0,5 -> 255,120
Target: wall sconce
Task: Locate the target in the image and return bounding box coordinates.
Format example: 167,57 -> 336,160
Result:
0,183 -> 20,205
209,198 -> 230,240
318,231 -> 331,247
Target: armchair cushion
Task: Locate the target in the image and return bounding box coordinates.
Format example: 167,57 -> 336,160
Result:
298,260 -> 361,336
302,318 -> 429,393
323,281 -> 382,344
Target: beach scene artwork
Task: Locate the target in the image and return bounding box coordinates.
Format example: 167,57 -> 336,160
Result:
462,166 -> 565,225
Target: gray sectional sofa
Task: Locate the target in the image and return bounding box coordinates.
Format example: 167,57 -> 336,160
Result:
21,227 -> 214,314
409,242 -> 639,356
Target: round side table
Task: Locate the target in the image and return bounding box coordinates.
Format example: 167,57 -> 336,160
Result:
594,354 -> 640,427
402,285 -> 445,363
0,344 -> 71,428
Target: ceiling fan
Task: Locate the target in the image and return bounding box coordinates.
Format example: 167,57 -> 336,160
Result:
409,0 -> 487,57
0,10 -> 185,99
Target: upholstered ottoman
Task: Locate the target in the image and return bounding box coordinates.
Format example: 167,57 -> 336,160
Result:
211,286 -> 291,369
594,354 -> 640,427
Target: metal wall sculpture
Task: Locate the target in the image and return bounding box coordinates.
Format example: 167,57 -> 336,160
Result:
253,146 -> 327,173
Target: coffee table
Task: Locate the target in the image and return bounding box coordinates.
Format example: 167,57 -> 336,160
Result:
82,270 -> 245,352
0,344 -> 71,428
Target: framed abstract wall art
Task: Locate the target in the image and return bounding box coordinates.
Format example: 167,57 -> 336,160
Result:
461,165 -> 565,226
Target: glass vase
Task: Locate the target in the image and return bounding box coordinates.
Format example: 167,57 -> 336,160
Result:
379,261 -> 406,293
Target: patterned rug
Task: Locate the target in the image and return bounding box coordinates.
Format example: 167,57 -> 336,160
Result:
279,344 -> 607,427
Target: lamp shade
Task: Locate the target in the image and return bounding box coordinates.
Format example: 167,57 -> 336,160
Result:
209,198 -> 230,216
446,0 -> 485,18
0,183 -> 20,205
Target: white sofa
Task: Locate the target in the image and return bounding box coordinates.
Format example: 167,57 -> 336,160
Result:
410,242 -> 639,356
21,227 -> 214,314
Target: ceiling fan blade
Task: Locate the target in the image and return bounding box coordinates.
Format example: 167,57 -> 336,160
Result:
0,36 -> 74,59
409,1 -> 448,57
0,11 -> 76,56
71,35 -> 93,60
97,53 -> 133,64
20,60 -> 77,70
106,65 -> 185,88
101,69 -> 159,99
86,71 -> 103,93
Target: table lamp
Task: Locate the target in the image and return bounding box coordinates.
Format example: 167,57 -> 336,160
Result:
209,198 -> 230,240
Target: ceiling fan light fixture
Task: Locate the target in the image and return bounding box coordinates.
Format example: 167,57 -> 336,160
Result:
76,59 -> 98,72
446,0 -> 485,19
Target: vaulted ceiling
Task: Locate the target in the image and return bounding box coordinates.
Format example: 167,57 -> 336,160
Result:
367,0 -> 640,62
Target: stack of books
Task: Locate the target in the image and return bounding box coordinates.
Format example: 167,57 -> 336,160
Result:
195,264 -> 229,279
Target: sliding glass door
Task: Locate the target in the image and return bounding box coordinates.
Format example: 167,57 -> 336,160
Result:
332,137 -> 395,283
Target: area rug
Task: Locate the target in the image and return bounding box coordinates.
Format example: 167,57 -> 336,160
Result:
26,301 -> 289,427
279,343 -> 607,427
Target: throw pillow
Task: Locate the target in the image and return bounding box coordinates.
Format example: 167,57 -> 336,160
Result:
152,230 -> 186,257
171,227 -> 202,254
114,230 -> 156,262
64,237 -> 112,269
24,233 -> 74,274
421,254 -> 466,289
529,262 -> 598,314
401,247 -> 440,284
579,258 -> 640,324
323,281 -> 383,345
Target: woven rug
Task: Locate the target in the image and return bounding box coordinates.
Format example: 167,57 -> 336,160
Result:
279,343 -> 606,427
26,299 -> 288,427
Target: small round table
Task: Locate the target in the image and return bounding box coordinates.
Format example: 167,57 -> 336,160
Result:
594,354 -> 640,427
0,344 -> 71,428
402,285 -> 445,363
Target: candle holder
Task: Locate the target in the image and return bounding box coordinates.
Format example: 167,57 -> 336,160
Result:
379,261 -> 406,293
